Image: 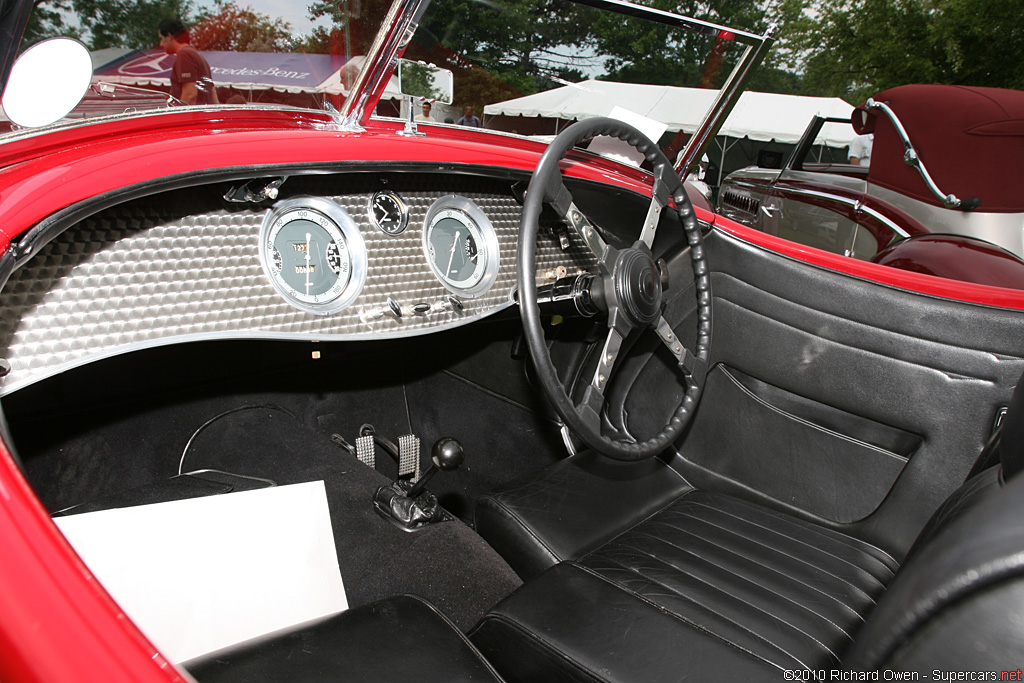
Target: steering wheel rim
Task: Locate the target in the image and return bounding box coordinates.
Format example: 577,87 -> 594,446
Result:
518,117 -> 712,461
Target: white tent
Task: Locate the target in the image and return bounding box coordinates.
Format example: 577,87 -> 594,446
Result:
484,80 -> 856,182
484,80 -> 855,144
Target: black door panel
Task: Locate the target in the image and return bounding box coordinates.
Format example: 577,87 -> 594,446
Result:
619,229 -> 1024,558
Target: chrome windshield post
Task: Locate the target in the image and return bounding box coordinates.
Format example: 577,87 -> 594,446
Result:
674,23 -> 777,181
337,0 -> 432,131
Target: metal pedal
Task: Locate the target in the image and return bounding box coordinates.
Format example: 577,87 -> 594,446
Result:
398,434 -> 421,480
355,434 -> 375,468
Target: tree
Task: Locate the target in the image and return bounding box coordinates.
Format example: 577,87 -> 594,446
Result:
410,0 -> 593,98
24,0 -> 191,49
191,0 -> 294,52
791,0 -> 1024,102
76,0 -> 194,49
580,0 -> 805,94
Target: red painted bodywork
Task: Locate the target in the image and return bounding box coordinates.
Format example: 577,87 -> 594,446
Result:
3,108 -> 1024,683
871,234 -> 1024,290
857,84 -> 1024,213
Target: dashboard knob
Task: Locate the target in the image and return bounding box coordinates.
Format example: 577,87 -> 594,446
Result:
387,297 -> 403,318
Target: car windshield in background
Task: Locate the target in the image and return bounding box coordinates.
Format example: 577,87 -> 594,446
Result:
8,0 -> 770,160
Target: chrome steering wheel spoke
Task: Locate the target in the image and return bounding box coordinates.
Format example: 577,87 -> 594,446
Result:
639,192 -> 666,249
565,200 -> 612,269
653,316 -> 700,379
591,326 -> 626,393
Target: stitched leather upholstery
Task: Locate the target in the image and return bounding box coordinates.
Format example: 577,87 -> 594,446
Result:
472,490 -> 899,678
471,376 -> 1024,680
580,490 -> 897,669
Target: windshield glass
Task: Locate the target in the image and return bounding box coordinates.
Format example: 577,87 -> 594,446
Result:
6,0 -> 771,157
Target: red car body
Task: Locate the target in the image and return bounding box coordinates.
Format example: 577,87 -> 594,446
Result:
3,1 -> 1024,680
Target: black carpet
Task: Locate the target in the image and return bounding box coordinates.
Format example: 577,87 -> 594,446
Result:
178,406 -> 522,631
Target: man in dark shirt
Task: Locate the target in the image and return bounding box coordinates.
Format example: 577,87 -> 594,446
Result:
456,106 -> 481,127
158,19 -> 219,105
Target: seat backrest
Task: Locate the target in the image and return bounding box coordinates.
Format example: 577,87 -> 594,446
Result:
845,377 -> 1024,670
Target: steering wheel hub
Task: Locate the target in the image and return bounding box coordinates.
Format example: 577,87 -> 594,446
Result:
613,246 -> 662,327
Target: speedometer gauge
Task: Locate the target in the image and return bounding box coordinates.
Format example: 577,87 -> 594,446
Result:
423,195 -> 499,298
259,197 -> 367,315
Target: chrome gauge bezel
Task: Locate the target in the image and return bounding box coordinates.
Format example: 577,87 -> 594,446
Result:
368,189 -> 410,235
422,195 -> 500,298
258,197 -> 367,316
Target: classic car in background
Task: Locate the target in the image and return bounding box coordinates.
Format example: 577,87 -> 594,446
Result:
718,84 -> 1024,288
4,0 -> 1024,681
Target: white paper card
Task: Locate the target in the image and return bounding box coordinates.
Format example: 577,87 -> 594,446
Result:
586,106 -> 669,168
54,480 -> 347,663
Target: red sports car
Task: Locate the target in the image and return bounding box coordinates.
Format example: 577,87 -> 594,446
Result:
2,0 -> 1024,681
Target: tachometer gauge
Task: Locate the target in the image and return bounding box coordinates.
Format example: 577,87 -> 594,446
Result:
259,197 -> 367,315
423,195 -> 499,298
368,190 -> 409,235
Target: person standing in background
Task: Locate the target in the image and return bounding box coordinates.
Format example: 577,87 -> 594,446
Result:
457,106 -> 481,127
158,19 -> 219,106
849,133 -> 873,166
415,101 -> 435,122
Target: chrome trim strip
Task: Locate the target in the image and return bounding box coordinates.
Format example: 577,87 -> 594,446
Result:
565,0 -> 764,45
722,178 -> 773,194
779,185 -> 911,239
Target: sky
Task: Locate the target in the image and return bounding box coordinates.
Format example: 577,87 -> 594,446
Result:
244,0 -> 334,36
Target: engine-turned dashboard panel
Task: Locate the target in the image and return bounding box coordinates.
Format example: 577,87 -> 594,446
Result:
0,172 -> 598,395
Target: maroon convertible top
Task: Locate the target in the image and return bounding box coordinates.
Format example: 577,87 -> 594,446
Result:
854,84 -> 1024,213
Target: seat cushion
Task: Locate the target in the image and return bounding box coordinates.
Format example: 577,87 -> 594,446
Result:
185,595 -> 504,683
474,451 -> 693,580
471,489 -> 899,680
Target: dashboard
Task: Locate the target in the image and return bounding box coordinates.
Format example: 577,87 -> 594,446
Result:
0,172 -> 599,396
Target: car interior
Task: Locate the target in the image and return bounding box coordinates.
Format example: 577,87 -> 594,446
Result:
3,124 -> 1024,679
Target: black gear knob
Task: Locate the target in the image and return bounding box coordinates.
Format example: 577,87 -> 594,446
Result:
404,437 -> 465,500
432,437 -> 464,471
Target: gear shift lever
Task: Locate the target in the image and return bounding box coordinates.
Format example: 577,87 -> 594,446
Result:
405,437 -> 464,498
373,437 -> 464,531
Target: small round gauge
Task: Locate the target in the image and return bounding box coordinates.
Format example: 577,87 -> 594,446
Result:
368,190 -> 409,235
259,197 -> 366,315
422,195 -> 499,298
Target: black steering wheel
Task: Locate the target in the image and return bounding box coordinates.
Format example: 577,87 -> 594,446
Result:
518,117 -> 712,461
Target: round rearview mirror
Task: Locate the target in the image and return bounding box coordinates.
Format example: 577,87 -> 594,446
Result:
2,38 -> 93,128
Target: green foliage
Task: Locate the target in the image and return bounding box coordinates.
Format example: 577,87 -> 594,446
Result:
78,0 -> 194,49
25,0 -> 191,49
21,0 -> 1021,106
791,0 -> 1024,101
23,0 -> 292,52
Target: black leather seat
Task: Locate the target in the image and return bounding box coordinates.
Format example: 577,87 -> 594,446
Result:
469,383 -> 1024,678
185,595 -> 504,683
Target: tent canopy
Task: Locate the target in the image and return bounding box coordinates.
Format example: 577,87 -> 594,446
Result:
484,80 -> 855,146
94,49 -> 353,95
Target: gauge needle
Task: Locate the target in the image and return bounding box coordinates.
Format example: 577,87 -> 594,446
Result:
446,230 -> 461,275
305,232 -> 312,295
